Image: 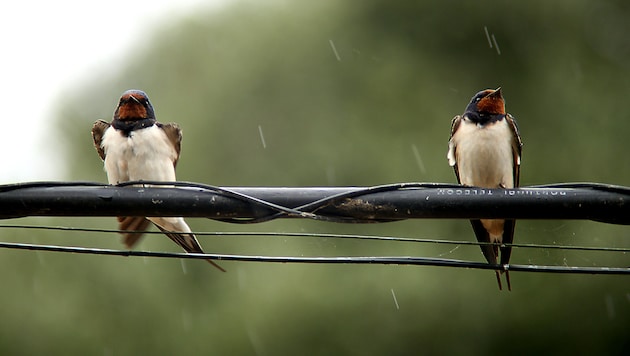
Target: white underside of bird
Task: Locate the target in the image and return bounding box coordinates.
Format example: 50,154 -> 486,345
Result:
101,125 -> 202,256
448,118 -> 517,243
103,125 -> 178,183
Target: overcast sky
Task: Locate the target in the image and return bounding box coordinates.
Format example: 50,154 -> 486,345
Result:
0,0 -> 222,183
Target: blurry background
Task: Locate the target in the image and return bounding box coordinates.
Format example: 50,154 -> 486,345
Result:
1,0 -> 629,354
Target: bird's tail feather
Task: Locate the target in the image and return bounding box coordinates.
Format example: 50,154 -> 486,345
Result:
494,271 -> 503,291
154,225 -> 226,272
470,220 -> 513,291
495,270 -> 512,291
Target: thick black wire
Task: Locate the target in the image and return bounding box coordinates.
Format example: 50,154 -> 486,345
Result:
2,181 -> 628,224
0,181 -> 461,223
0,224 -> 628,253
119,181 -> 464,224
234,182 -> 463,224
530,182 -> 630,195
115,181 -> 322,221
1,181 -> 627,273
0,240 -> 628,274
0,181 -> 321,222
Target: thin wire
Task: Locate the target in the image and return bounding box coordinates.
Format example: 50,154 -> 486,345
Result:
116,180 -> 322,221
0,224 -> 628,253
0,181 -> 105,192
116,181 -> 459,223
0,240 -> 627,274
135,181 -> 462,224
531,182 -> 630,194
215,182 -> 462,224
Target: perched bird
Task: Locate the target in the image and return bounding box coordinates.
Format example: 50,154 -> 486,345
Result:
91,89 -> 224,271
447,88 -> 522,290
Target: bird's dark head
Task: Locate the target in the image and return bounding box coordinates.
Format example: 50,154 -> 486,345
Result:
114,89 -> 155,121
463,87 -> 506,124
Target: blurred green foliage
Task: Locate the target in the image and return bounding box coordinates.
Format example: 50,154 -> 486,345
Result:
2,0 -> 629,354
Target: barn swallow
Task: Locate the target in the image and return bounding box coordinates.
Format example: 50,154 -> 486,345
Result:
447,88 -> 522,290
91,89 -> 225,272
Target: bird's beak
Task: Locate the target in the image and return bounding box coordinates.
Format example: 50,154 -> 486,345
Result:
130,95 -> 141,104
487,87 -> 502,99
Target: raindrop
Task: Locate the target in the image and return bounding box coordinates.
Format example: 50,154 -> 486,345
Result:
484,26 -> 493,48
484,27 -> 501,55
35,250 -> 46,266
326,165 -> 336,185
437,245 -> 460,257
246,325 -> 265,355
411,144 -> 427,175
258,125 -> 267,149
180,258 -> 188,275
391,288 -> 400,310
491,34 -> 501,55
329,39 -> 341,61
32,237 -> 46,266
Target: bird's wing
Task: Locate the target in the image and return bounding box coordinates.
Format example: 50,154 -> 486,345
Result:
470,219 -> 506,290
500,220 -> 515,266
469,220 -> 499,265
502,113 -> 521,291
447,115 -> 462,183
91,120 -> 111,161
158,122 -> 183,168
506,114 -> 522,187
117,216 -> 151,248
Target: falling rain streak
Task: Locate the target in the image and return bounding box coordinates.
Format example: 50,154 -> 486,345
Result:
484,26 -> 492,48
491,34 -> 501,55
437,245 -> 460,258
391,288 -> 400,310
329,39 -> 341,61
258,125 -> 267,149
484,26 -> 501,55
180,258 -> 188,274
411,144 -> 427,175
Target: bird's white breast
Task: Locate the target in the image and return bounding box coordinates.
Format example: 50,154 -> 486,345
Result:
101,125 -> 177,184
449,119 -> 516,188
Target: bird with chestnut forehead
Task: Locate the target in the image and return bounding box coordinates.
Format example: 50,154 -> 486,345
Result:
92,89 -> 224,272
447,88 -> 522,290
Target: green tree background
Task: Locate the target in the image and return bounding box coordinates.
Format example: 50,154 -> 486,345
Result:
2,0 -> 629,354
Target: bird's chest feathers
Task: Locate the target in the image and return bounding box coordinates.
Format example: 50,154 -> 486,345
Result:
102,125 -> 176,182
454,120 -> 515,188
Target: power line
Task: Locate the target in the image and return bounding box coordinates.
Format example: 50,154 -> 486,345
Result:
0,181 -> 627,275
0,224 -> 628,253
1,240 -> 628,275
0,181 -> 628,224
